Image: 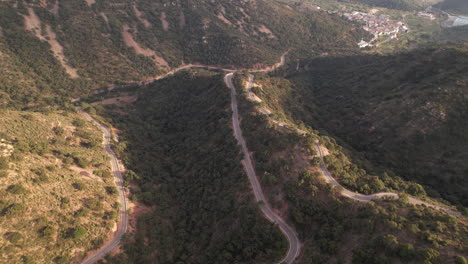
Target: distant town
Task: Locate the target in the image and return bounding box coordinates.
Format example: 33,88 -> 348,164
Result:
341,11 -> 409,48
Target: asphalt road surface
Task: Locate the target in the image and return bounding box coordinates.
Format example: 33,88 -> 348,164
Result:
225,73 -> 300,264
77,107 -> 128,264
74,52 -> 294,264
316,142 -> 463,217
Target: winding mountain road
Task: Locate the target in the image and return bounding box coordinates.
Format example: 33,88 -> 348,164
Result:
225,73 -> 300,264
76,52 -> 298,264
77,107 -> 128,264
316,143 -> 463,217
244,75 -> 463,218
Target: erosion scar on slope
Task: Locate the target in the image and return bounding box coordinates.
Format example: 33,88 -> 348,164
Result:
121,24 -> 169,68
23,8 -> 79,78
160,12 -> 170,31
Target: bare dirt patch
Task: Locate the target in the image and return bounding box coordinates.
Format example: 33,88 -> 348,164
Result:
85,0 -> 95,7
100,12 -> 109,25
69,165 -> 102,182
99,94 -> 138,107
160,12 -> 169,31
45,25 -> 79,78
258,24 -> 276,38
51,0 -> 59,16
179,10 -> 186,28
127,199 -> 152,234
23,8 -> 79,78
122,24 -> 169,68
133,5 -> 151,28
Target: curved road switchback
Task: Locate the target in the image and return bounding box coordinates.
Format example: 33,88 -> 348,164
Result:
243,74 -> 463,218
225,73 -> 300,264
77,107 -> 129,264
315,142 -> 463,217
74,52 -> 295,263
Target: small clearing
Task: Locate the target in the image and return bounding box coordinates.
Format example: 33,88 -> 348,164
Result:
216,6 -> 232,26
122,24 -> 169,68
100,12 -> 109,25
23,8 -> 44,40
179,10 -> 186,28
23,8 -> 79,78
258,25 -> 276,38
45,25 -> 79,78
51,0 -> 59,16
133,5 -> 151,28
85,0 -> 95,7
99,94 -> 138,107
160,12 -> 169,31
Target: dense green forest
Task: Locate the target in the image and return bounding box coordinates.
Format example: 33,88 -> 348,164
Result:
232,72 -> 468,263
94,70 -> 287,264
250,44 -> 468,208
232,71 -> 468,264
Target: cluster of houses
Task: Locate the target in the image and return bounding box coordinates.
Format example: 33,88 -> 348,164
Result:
342,11 -> 409,48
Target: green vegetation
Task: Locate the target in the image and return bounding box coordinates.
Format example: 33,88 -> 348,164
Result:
233,72 -> 468,263
0,110 -> 117,263
435,0 -> 468,15
96,70 -> 287,264
345,0 -> 433,11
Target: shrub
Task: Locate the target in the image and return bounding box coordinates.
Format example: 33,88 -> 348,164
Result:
2,203 -> 25,217
0,157 -> 9,170
455,256 -> 467,264
73,119 -> 85,127
72,182 -> 85,191
7,184 -> 27,195
32,168 -> 49,183
419,248 -> 440,262
94,170 -> 112,178
39,226 -> 55,238
398,243 -> 416,260
54,256 -> 69,264
75,208 -> 89,217
85,198 -> 102,211
53,126 -> 65,136
75,157 -> 90,168
105,186 -> 118,195
4,232 -> 23,243
72,227 -> 87,239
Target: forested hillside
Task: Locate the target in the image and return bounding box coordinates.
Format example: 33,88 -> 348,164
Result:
434,0 -> 468,14
232,72 -> 468,264
91,70 -> 287,264
263,44 -> 468,208
0,0 -> 364,106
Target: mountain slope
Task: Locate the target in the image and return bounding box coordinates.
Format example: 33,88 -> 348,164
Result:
0,0 -> 364,106
270,44 -> 468,207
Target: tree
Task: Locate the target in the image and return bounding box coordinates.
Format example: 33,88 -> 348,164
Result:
455,256 -> 467,264
398,243 -> 415,260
